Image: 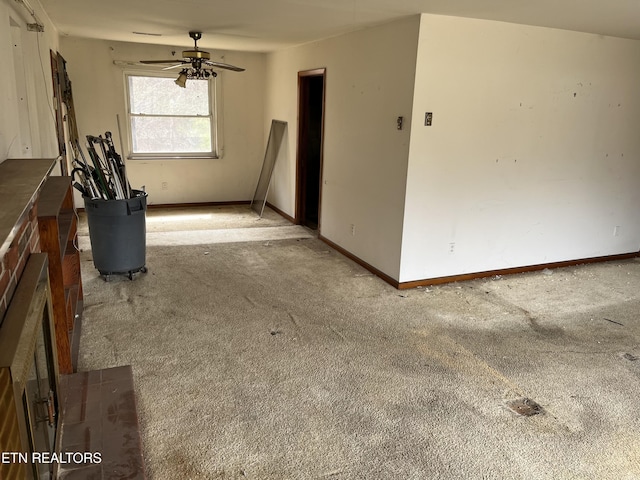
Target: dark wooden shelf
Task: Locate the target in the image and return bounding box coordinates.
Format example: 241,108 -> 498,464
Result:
38,176 -> 83,374
57,211 -> 74,259
65,284 -> 79,331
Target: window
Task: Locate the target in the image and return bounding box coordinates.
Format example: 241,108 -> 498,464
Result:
125,73 -> 218,158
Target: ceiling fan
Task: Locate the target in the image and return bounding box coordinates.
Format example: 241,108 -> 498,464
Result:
140,31 -> 245,87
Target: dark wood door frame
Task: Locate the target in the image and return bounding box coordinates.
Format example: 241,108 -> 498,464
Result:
296,68 -> 326,231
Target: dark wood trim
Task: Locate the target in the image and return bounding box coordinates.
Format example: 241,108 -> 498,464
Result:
294,72 -> 305,225
266,201 -> 296,224
300,68 -> 326,77
317,73 -> 325,233
318,234 -> 400,287
318,235 -> 640,290
77,200 -> 252,213
397,251 -> 640,289
296,68 -> 326,232
148,200 -> 251,209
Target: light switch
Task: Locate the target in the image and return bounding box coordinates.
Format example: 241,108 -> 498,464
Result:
425,112 -> 433,126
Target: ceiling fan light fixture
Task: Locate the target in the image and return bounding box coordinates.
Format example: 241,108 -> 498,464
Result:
175,71 -> 188,88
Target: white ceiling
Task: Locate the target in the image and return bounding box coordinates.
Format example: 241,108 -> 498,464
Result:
39,0 -> 640,52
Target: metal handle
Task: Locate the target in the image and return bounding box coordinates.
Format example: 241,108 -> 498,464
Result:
46,390 -> 56,427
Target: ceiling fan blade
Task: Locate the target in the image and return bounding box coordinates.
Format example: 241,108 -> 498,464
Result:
140,60 -> 183,64
203,60 -> 245,72
161,63 -> 187,70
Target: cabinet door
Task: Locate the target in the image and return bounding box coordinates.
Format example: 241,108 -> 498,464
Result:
23,317 -> 58,479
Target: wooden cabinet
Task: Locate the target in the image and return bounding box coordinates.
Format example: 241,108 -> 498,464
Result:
37,176 -> 83,374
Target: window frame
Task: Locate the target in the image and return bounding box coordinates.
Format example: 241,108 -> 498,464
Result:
124,70 -> 221,160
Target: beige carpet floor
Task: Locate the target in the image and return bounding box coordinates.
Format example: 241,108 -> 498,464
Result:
77,205 -> 640,479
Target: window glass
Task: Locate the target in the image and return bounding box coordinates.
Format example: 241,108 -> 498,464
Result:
126,74 -> 215,157
131,116 -> 212,153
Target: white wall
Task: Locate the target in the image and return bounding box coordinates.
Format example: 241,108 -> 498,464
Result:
265,16 -> 421,280
401,14 -> 640,282
59,37 -> 266,204
0,0 -> 59,163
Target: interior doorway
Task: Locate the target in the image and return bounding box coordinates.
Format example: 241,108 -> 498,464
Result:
296,68 -> 325,231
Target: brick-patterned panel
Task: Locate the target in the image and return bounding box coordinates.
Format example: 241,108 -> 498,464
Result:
2,276 -> 17,317
29,221 -> 41,254
2,245 -> 19,273
1,204 -> 39,327
0,270 -> 9,298
28,202 -> 38,221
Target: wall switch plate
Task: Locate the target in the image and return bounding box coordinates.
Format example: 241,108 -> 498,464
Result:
397,116 -> 403,130
425,112 -> 433,126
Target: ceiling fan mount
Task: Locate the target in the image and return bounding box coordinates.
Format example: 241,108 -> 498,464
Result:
180,31 -> 210,61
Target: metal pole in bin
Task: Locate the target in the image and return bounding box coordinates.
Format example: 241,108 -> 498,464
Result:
83,190 -> 148,281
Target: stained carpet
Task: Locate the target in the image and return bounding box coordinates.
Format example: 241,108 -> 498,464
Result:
77,206 -> 640,479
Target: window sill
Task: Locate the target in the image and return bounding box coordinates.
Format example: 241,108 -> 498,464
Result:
128,154 -> 219,160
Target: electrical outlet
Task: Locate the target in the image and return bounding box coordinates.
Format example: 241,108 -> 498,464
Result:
449,242 -> 455,253
161,182 -> 168,190
614,226 -> 621,236
351,224 -> 356,236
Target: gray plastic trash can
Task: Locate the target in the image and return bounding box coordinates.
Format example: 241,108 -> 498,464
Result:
83,190 -> 147,279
